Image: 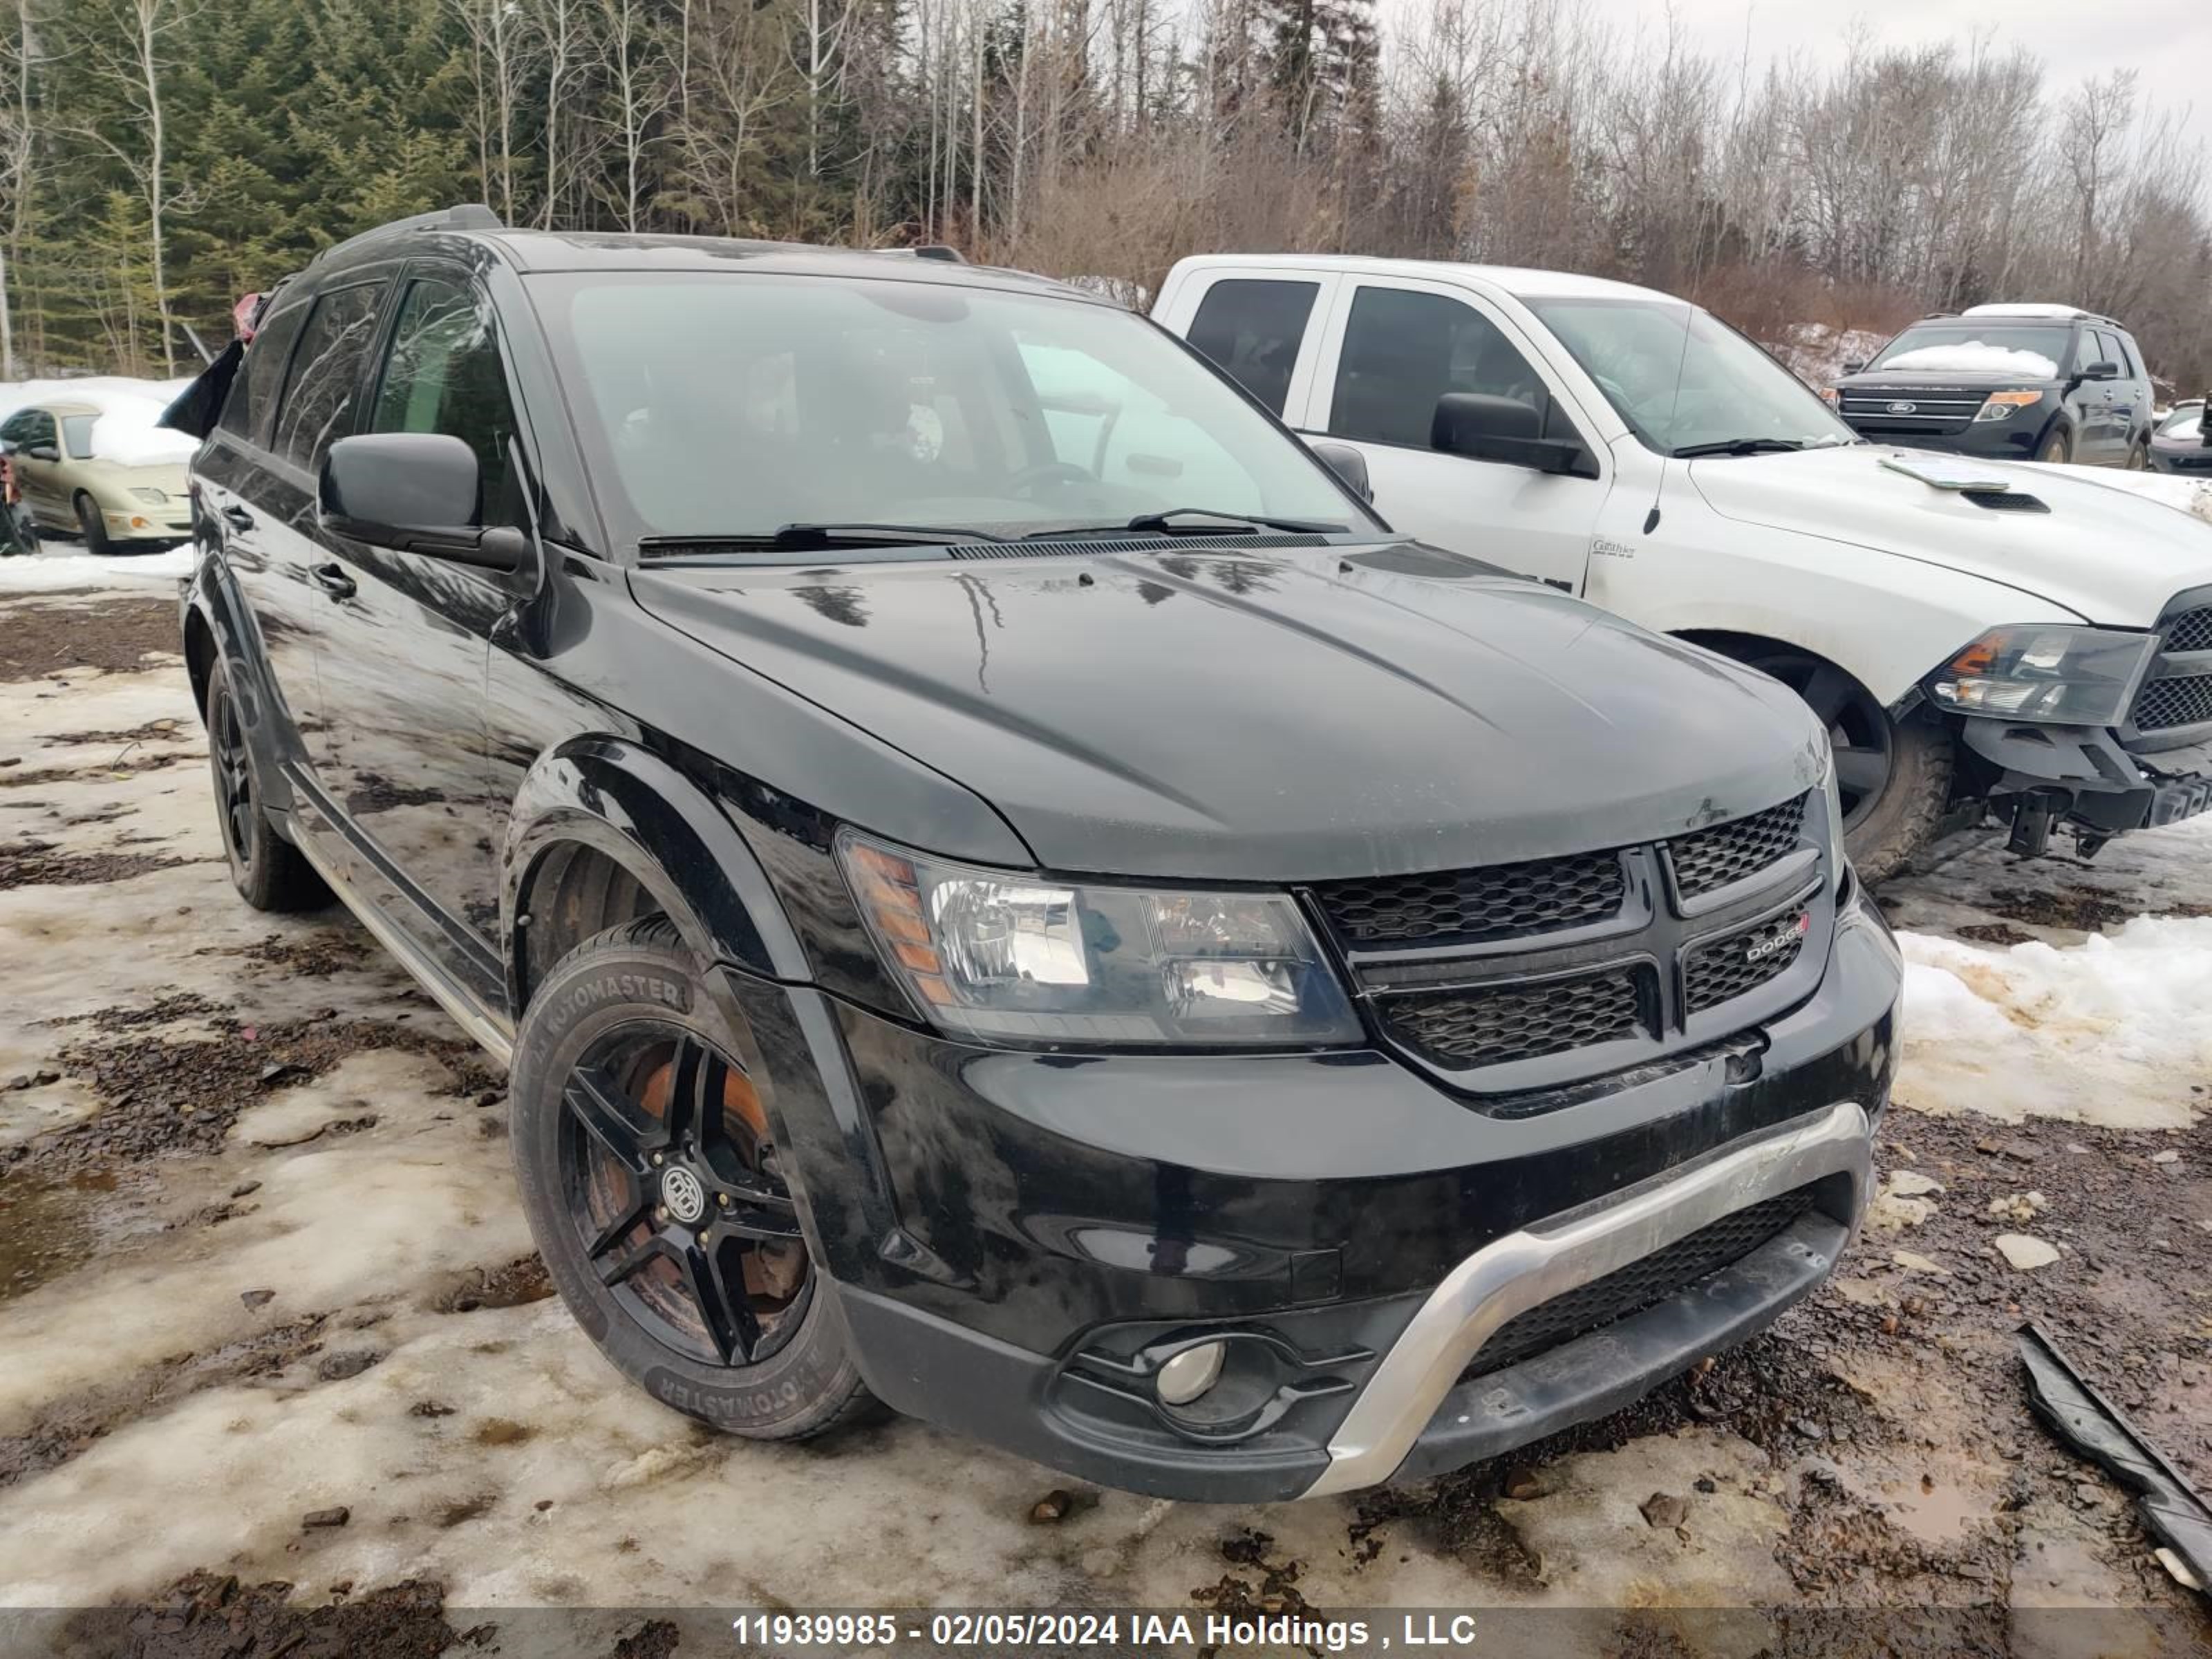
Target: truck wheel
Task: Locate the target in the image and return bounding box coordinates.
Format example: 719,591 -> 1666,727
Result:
510,917 -> 880,1441
2034,429 -> 2070,465
205,659 -> 330,911
2124,438 -> 2148,471
74,493 -> 114,554
1742,648 -> 1953,883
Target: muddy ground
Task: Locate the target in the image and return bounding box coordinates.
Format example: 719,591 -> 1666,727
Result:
0,569 -> 2206,1658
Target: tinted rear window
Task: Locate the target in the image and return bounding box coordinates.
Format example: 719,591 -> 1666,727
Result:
270,283 -> 386,471
1185,279 -> 1318,418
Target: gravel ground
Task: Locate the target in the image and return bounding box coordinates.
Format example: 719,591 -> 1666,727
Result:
0,577 -> 2206,1657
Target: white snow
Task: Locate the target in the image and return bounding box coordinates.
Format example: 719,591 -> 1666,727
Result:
1877,341 -> 2060,379
0,375 -> 198,465
1962,303 -> 2088,321
0,543 -> 192,592
1770,321 -> 1889,388
1893,912 -> 2212,1129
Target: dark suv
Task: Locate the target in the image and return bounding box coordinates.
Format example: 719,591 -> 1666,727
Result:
1828,305 -> 2155,467
169,207 -> 1900,1502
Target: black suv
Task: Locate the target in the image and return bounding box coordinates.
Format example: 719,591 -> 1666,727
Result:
169,207 -> 1900,1502
1828,306 -> 2156,467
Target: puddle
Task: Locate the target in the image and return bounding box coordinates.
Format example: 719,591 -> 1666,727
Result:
0,1168 -> 140,1304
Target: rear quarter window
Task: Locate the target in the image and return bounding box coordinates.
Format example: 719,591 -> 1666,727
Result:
269,283 -> 386,471
1185,279 -> 1319,418
218,302 -> 310,447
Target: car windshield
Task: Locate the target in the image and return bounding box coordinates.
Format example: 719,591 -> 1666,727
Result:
1524,297 -> 1857,458
2157,404 -> 2204,437
531,271 -> 1376,554
1866,324 -> 2070,379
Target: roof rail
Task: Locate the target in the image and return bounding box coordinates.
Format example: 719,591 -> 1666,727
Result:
874,243 -> 966,264
312,204 -> 505,265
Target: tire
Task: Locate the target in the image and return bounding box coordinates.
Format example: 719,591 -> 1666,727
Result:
2034,428 -> 2071,465
205,659 -> 329,911
1741,648 -> 1955,884
2125,438 -> 2148,471
75,492 -> 114,555
511,917 -> 880,1441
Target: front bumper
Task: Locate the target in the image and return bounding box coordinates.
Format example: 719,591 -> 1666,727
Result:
1953,718 -> 2212,835
756,888 -> 1901,1503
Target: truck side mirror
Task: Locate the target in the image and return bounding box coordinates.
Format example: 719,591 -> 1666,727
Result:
2081,361 -> 2119,381
1307,440 -> 1373,503
1841,359 -> 1865,375
1432,393 -> 1596,479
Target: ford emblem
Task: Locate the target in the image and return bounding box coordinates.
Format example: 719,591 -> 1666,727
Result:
1887,400 -> 1918,415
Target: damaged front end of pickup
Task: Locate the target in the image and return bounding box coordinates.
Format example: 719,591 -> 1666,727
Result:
1900,594 -> 2212,859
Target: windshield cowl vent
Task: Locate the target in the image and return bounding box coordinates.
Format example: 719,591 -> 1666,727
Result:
947,533 -> 1332,560
1961,489 -> 2049,514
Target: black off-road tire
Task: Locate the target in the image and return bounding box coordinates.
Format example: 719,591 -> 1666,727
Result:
74,491 -> 114,554
1839,715 -> 1954,883
2035,428 -> 2071,465
511,917 -> 881,1441
205,659 -> 328,911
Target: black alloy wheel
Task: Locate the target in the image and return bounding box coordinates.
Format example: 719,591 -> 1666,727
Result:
560,1022 -> 812,1368
211,677 -> 257,867
1748,653 -> 1892,832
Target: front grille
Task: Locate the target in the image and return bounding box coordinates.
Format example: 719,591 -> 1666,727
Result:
1313,852 -> 1622,947
2165,607 -> 2212,653
2135,674 -> 2212,732
1668,794 -> 1808,898
1684,910 -> 1809,1013
1838,390 -> 1983,435
1462,1185 -> 1818,1381
1381,971 -> 1643,1069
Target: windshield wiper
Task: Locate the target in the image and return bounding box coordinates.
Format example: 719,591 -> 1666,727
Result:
1669,438 -> 1810,459
640,521 -> 1011,556
1030,507 -> 1348,538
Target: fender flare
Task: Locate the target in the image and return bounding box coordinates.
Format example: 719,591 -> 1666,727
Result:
503,735 -> 811,1012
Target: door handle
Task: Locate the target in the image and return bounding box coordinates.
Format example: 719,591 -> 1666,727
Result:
310,563 -> 356,600
221,505 -> 255,531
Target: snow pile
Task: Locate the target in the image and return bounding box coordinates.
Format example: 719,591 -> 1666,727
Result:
1770,322 -> 1890,388
0,375 -> 198,467
1877,341 -> 2059,379
0,543 -> 192,592
1895,916 -> 2212,1128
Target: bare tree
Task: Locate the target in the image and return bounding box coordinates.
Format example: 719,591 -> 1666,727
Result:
592,0 -> 671,232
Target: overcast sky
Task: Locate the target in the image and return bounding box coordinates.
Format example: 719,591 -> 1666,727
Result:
1660,0 -> 2212,151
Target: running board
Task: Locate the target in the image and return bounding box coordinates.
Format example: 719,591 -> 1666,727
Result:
290,828 -> 516,1068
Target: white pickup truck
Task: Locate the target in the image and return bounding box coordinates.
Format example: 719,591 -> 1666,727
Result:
1147,255 -> 2212,877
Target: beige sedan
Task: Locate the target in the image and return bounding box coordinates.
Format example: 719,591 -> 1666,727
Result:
0,400 -> 194,552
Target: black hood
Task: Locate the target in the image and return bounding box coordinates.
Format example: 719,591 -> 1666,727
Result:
632,541 -> 1828,882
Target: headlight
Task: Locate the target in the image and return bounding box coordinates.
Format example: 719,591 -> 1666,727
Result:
129,486 -> 169,505
1927,626 -> 2155,726
838,832 -> 1361,1047
1972,390 -> 2045,422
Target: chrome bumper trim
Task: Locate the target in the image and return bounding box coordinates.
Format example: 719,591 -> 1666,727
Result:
1303,1099 -> 1871,1497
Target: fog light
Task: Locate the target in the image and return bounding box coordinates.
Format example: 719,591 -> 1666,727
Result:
1156,1341 -> 1225,1407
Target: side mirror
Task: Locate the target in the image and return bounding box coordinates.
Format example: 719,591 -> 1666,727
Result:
1307,440 -> 1373,503
25,443 -> 58,462
2081,361 -> 2119,381
1841,359 -> 1865,375
320,433 -> 525,572
1431,393 -> 1595,479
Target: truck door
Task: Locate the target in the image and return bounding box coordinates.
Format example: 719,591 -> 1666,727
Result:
1304,276 -> 1608,592
1163,267 -> 1338,427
